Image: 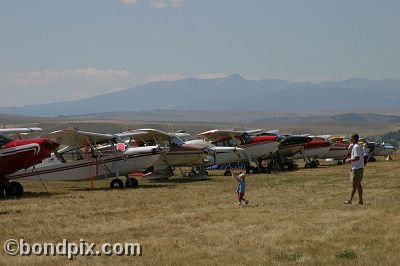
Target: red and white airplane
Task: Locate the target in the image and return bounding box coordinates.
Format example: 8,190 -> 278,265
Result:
248,130 -> 312,171
123,129 -> 209,180
9,127 -> 161,189
293,138 -> 332,168
317,135 -> 350,164
197,129 -> 280,173
0,127 -> 59,197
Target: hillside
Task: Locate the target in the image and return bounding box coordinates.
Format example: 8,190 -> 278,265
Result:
1,75 -> 400,116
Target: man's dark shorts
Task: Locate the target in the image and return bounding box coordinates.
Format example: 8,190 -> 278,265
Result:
351,168 -> 364,183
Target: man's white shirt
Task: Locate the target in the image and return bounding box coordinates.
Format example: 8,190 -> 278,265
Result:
351,143 -> 364,169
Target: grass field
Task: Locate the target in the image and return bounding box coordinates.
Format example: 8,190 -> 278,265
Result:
1,157 -> 399,265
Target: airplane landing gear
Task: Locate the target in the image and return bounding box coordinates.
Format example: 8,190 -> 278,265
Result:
110,178 -> 124,189
4,181 -> 24,197
280,161 -> 295,170
125,177 -> 139,188
246,166 -> 259,174
305,160 -> 318,168
224,170 -> 232,176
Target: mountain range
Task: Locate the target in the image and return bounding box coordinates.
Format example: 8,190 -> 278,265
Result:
1,74 -> 400,117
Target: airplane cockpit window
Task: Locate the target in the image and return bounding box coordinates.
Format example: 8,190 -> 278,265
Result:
243,133 -> 251,143
0,132 -> 12,147
171,136 -> 184,147
226,139 -> 234,146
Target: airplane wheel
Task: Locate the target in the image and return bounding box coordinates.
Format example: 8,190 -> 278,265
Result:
310,161 -> 318,168
368,157 -> 376,162
337,161 -> 343,165
316,160 -> 320,166
305,163 -> 311,168
224,170 -> 231,176
259,166 -> 267,173
286,162 -> 294,170
110,178 -> 124,189
5,181 -> 24,197
201,170 -> 208,176
125,177 -> 139,188
189,171 -> 198,177
265,166 -> 272,174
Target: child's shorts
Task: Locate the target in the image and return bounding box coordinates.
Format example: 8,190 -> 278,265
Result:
237,192 -> 245,201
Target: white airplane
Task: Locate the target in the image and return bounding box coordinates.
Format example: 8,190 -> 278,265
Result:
197,129 -> 280,174
173,131 -> 248,168
122,129 -> 209,180
291,136 -> 332,168
248,131 -> 311,170
9,127 -> 161,188
318,135 -> 350,164
359,139 -> 396,161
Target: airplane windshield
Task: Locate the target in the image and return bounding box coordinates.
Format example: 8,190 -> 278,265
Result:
171,136 -> 184,146
0,132 -> 12,147
243,133 -> 252,143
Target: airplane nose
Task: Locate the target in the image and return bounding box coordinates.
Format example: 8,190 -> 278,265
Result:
180,144 -> 209,154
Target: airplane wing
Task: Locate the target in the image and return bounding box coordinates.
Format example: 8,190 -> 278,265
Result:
118,129 -> 173,143
46,128 -> 113,148
197,129 -> 244,142
0,127 -> 43,135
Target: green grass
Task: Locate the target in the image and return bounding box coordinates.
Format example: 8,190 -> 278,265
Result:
0,158 -> 399,265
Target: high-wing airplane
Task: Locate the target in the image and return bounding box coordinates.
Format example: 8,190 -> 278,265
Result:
197,129 -> 280,174
0,127 -> 59,197
317,135 -> 350,164
122,129 -> 209,180
246,130 -> 312,171
173,131 -> 248,169
292,137 -> 332,168
358,138 -> 395,161
9,127 -> 161,189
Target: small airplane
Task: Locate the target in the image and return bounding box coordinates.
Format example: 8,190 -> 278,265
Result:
197,129 -> 280,174
318,135 -> 350,164
263,134 -> 311,171
292,136 -> 332,168
9,127 -> 161,189
173,130 -> 248,168
359,138 -> 396,161
0,127 -> 60,197
122,129 -> 209,180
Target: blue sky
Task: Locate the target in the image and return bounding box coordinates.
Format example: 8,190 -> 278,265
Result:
1,0 -> 399,106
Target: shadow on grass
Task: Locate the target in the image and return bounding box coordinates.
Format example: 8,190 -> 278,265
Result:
276,250 -> 303,261
0,191 -> 64,201
153,178 -> 211,184
67,183 -> 177,192
335,249 -> 357,260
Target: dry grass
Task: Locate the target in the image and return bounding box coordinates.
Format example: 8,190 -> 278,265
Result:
1,157 -> 399,265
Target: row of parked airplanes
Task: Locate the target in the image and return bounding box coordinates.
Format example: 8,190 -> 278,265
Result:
0,126 -> 396,198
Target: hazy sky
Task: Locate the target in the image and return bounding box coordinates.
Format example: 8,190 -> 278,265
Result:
1,0 -> 399,106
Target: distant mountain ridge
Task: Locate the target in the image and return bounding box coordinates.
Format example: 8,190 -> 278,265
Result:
1,74 -> 400,117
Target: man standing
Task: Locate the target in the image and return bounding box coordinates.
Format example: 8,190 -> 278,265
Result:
344,134 -> 364,205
